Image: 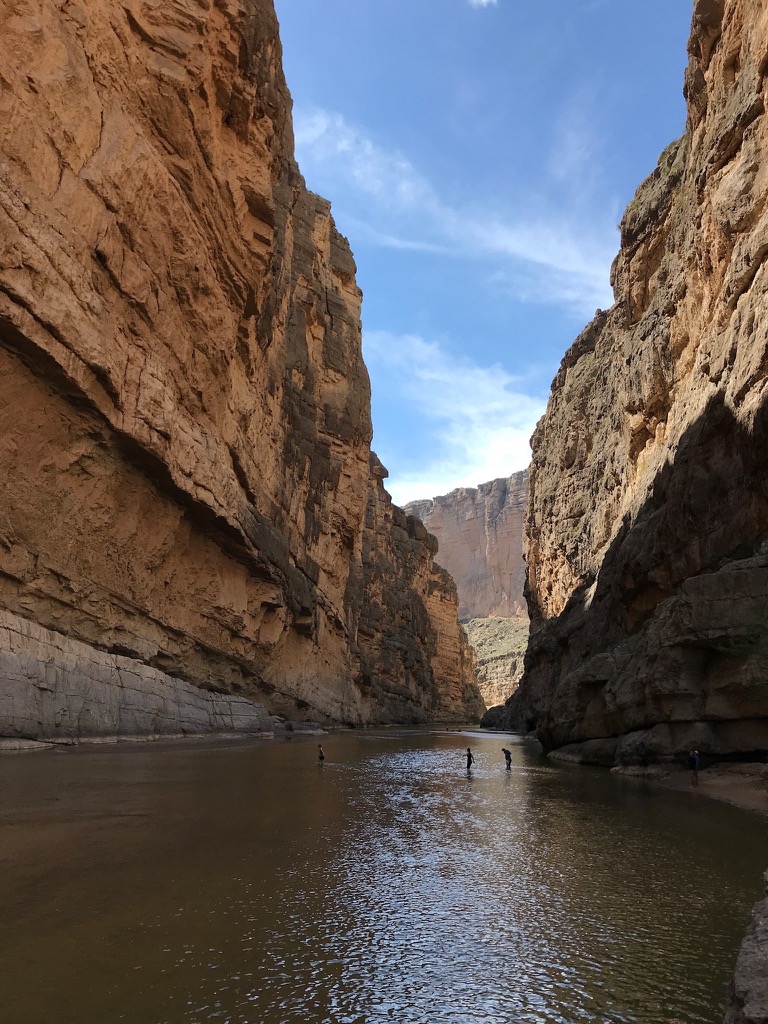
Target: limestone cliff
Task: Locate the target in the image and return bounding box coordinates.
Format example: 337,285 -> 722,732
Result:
463,616 -> 528,711
507,0 -> 768,765
0,0 -> 482,738
405,472 -> 528,621
406,475 -> 527,710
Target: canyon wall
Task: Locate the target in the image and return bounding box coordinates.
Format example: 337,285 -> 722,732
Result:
463,616 -> 527,711
0,0 -> 482,739
405,471 -> 528,621
507,0 -> 768,766
406,474 -> 527,709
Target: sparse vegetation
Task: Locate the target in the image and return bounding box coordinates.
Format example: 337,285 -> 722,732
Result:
463,616 -> 529,661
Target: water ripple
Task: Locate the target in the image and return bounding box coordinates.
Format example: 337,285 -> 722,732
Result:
3,732 -> 766,1024
160,736 -> 768,1024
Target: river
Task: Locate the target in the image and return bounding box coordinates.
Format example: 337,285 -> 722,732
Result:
1,730 -> 766,1023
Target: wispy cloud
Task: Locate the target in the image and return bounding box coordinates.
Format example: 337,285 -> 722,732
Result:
295,110 -> 436,208
468,0 -> 498,6
364,330 -> 546,505
294,107 -> 616,317
341,218 -> 454,255
548,101 -> 597,187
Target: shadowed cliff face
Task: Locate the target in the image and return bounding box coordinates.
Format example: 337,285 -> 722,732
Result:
508,0 -> 768,763
0,0 -> 482,735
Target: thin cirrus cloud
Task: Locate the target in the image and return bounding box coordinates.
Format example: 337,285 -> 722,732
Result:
467,0 -> 498,7
547,89 -> 612,206
364,330 -> 546,505
293,107 -> 616,318
294,109 -> 438,211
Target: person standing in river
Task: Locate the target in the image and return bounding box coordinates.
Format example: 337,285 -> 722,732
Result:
466,747 -> 474,772
501,747 -> 512,770
317,744 -> 325,764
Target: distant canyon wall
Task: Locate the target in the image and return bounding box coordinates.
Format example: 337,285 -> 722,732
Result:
406,475 -> 528,710
462,616 -> 528,711
405,471 -> 528,621
0,0 -> 482,739
507,0 -> 768,766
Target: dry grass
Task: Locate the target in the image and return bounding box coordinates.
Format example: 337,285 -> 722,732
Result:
462,616 -> 529,661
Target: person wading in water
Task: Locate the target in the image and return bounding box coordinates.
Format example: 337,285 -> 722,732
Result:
466,747 -> 475,772
317,744 -> 325,763
502,747 -> 512,770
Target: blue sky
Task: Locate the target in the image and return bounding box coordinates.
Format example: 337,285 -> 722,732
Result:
272,0 -> 693,505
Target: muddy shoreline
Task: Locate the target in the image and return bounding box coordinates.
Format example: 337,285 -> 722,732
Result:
612,761 -> 768,817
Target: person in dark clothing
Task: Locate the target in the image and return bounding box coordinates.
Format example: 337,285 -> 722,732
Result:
501,747 -> 512,770
317,744 -> 325,763
466,747 -> 474,771
687,749 -> 699,786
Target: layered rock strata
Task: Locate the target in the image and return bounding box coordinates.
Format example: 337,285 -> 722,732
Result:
463,616 -> 528,711
405,472 -> 528,621
406,474 -> 527,709
0,608 -> 272,738
506,0 -> 768,765
0,0 -> 481,738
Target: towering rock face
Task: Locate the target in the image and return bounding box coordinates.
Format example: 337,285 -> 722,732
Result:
406,474 -> 528,710
0,0 -> 482,737
509,0 -> 768,765
405,472 -> 528,621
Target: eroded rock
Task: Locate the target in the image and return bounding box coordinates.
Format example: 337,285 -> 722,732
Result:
406,475 -> 527,710
405,472 -> 528,620
506,0 -> 768,765
724,871 -> 768,1024
0,0 -> 481,735
463,616 -> 528,712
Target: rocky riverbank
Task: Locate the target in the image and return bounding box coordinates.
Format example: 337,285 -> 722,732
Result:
606,760 -> 768,816
724,869 -> 768,1024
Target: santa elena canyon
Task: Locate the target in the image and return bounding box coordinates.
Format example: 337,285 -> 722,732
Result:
1,1 -> 768,1022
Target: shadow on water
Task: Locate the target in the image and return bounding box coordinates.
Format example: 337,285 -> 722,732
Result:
1,731 -> 766,1023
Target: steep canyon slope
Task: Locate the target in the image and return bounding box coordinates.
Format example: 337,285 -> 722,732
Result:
405,472 -> 528,621
405,474 -> 528,708
0,0 -> 482,738
507,0 -> 768,767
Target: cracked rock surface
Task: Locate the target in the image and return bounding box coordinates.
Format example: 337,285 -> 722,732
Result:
405,472 -> 528,622
505,0 -> 768,767
0,0 -> 482,736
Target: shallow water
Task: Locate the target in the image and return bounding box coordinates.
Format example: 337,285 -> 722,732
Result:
1,731 -> 766,1024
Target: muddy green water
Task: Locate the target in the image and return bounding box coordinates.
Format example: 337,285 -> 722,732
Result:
1,731 -> 767,1024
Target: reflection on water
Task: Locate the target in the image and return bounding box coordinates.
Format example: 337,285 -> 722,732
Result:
1,732 -> 766,1024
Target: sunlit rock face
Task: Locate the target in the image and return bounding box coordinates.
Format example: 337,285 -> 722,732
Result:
507,0 -> 768,765
0,0 -> 482,737
405,475 -> 528,710
405,472 -> 528,621
463,616 -> 528,713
